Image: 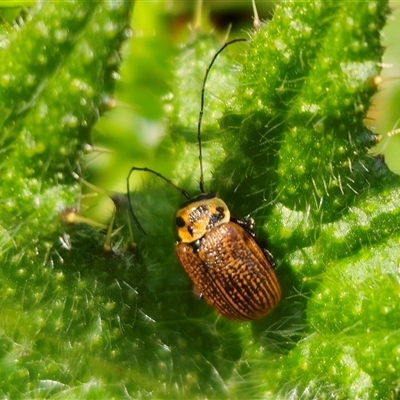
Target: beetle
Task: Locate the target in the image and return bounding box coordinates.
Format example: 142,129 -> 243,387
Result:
127,38 -> 281,321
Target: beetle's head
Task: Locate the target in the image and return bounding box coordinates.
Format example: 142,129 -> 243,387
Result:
175,193 -> 230,243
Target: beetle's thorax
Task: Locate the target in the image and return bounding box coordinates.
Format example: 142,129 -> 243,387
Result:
175,193 -> 230,243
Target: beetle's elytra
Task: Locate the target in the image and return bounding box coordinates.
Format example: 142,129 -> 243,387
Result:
127,39 -> 281,321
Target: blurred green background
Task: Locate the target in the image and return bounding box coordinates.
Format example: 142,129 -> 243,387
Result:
86,0 -> 400,223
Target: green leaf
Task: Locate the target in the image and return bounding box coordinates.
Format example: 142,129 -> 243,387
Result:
0,2 -> 135,397
1,0 -> 399,399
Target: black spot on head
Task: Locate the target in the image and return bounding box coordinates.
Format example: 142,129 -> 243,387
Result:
176,216 -> 186,228
187,225 -> 194,237
207,207 -> 225,230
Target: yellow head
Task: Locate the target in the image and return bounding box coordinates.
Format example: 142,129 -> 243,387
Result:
175,193 -> 230,243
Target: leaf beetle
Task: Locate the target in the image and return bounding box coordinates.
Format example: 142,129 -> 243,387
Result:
127,38 -> 281,321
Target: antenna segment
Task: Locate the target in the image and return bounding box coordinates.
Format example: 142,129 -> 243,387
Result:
197,37 -> 247,193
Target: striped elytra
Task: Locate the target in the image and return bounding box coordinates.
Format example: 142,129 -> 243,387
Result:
175,194 -> 281,321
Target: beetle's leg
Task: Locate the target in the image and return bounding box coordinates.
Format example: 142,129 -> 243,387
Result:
189,238 -> 202,254
230,215 -> 256,236
262,248 -> 276,268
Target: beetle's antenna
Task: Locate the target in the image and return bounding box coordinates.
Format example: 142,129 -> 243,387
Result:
197,37 -> 247,193
127,166 -> 190,234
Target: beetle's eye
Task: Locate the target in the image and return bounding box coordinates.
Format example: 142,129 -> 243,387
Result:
176,216 -> 186,228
